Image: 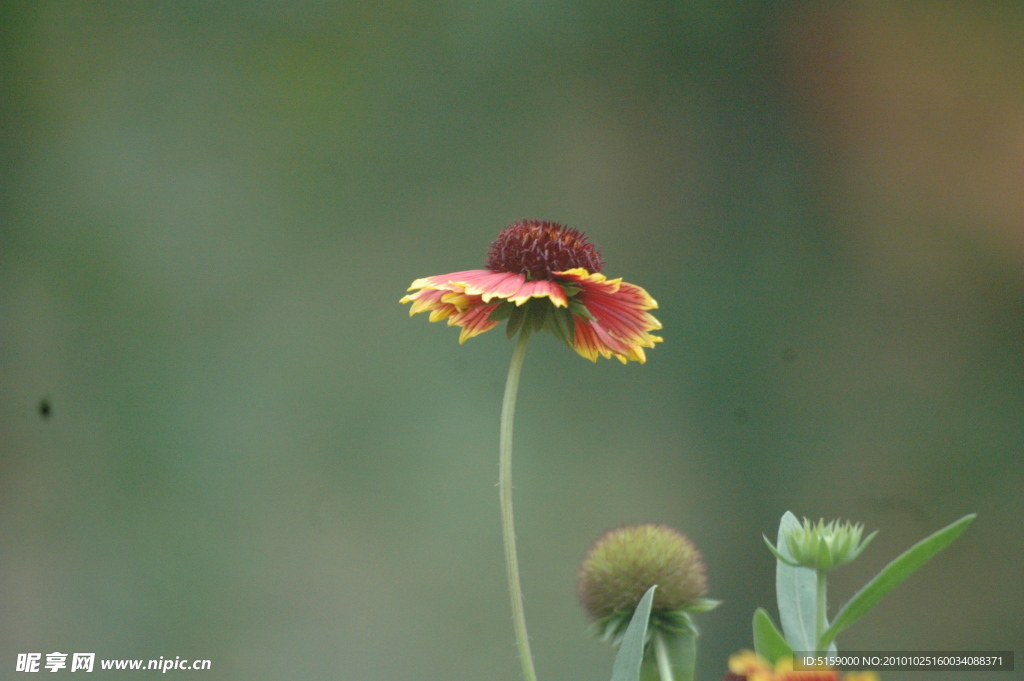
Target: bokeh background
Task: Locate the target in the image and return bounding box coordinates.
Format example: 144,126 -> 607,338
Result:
2,2 -> 1022,679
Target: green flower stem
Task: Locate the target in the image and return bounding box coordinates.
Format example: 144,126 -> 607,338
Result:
815,569 -> 827,651
653,631 -> 676,681
500,327 -> 537,681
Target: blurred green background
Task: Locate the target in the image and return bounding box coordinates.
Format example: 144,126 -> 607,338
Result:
2,2 -> 1022,679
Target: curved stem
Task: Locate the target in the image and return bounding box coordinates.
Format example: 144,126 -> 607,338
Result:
500,328 -> 537,681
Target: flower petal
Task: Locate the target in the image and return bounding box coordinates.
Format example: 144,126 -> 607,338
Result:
440,291 -> 481,312
555,269 -> 662,363
506,278 -> 569,307
451,303 -> 500,343
577,285 -> 662,347
407,270 -> 492,292
400,288 -> 460,320
403,271 -> 513,342
572,316 -> 637,363
454,271 -> 528,302
555,268 -> 622,295
728,651 -> 775,681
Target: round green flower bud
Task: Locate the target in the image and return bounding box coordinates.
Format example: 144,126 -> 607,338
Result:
577,523 -> 708,622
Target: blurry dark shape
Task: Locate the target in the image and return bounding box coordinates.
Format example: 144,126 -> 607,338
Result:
733,407 -> 749,424
38,398 -> 52,420
781,347 -> 799,364
859,494 -> 931,527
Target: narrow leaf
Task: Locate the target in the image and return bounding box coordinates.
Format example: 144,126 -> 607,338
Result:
506,305 -> 526,339
550,306 -> 576,346
568,298 -> 596,322
763,534 -> 800,567
818,513 -> 975,649
529,301 -> 548,332
848,530 -> 879,562
775,512 -> 818,653
610,585 -> 657,681
685,598 -> 721,613
753,608 -> 793,665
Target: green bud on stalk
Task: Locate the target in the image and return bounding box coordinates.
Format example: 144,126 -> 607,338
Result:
765,518 -> 877,572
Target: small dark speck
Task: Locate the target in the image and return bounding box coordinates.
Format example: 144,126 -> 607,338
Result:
781,347 -> 799,364
38,399 -> 52,420
860,495 -> 931,527
733,407 -> 748,424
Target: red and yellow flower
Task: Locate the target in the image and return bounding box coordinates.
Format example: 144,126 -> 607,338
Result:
400,220 -> 662,363
725,651 -> 878,681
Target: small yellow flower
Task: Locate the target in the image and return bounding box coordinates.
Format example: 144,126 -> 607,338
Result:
727,650 -> 779,681
400,220 -> 662,363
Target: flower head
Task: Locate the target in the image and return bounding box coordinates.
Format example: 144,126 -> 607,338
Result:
400,220 -> 662,363
485,219 -> 604,278
725,651 -> 878,681
578,524 -> 716,643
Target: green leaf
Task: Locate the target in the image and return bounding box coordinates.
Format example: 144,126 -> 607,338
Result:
763,534 -> 800,567
684,598 -> 721,613
548,306 -> 576,346
506,304 -> 526,339
529,300 -> 548,332
610,585 -> 656,681
775,512 -> 818,654
818,513 -> 976,649
568,298 -> 596,322
560,283 -> 582,298
848,530 -> 879,563
601,616 -> 622,642
753,608 -> 793,665
487,301 -> 515,322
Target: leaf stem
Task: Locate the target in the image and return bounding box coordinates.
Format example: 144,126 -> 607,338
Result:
654,631 -> 676,681
815,569 -> 827,651
500,328 -> 537,681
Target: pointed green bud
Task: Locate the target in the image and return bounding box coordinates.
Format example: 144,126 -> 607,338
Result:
781,518 -> 877,572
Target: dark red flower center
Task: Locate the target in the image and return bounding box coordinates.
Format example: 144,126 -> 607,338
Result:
485,219 -> 604,279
